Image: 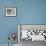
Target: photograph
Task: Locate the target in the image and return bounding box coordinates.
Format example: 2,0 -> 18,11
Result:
6,8 -> 16,16
18,25 -> 46,46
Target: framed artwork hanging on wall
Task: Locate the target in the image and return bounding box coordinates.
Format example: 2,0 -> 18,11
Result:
6,8 -> 16,16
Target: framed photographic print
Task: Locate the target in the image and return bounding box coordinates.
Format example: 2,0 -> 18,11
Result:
18,24 -> 46,42
6,8 -> 16,16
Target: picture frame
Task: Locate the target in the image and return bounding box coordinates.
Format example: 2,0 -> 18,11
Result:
6,8 -> 16,16
18,24 -> 46,42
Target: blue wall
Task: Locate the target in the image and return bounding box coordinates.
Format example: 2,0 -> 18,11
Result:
21,0 -> 46,24
0,0 -> 46,44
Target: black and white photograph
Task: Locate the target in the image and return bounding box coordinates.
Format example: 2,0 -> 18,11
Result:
6,8 -> 16,16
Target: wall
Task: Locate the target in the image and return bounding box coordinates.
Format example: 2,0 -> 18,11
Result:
0,0 -> 46,44
0,0 -> 21,44
21,0 -> 46,24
